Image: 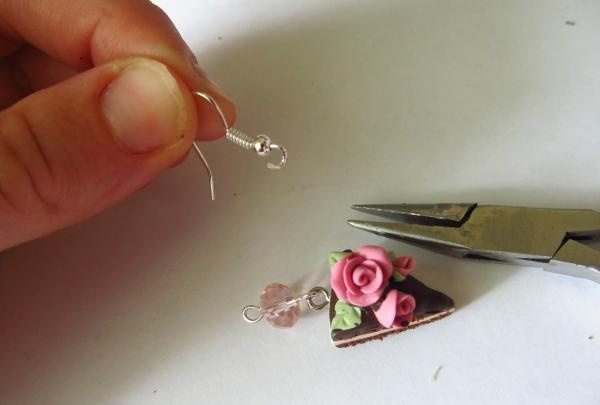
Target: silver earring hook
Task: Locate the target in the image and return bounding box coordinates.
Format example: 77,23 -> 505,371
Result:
192,142 -> 215,201
193,91 -> 288,170
190,91 -> 288,199
193,91 -> 230,129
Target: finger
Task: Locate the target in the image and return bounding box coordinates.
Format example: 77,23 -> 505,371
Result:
10,45 -> 80,91
2,48 -> 229,138
0,57 -> 200,251
0,0 -> 235,140
0,61 -> 27,108
0,37 -> 21,58
0,46 -> 79,109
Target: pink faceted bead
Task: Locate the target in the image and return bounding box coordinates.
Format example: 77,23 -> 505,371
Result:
260,283 -> 300,328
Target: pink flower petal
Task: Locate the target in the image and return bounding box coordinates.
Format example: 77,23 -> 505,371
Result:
360,264 -> 384,294
356,246 -> 393,279
392,292 -> 416,327
396,292 -> 416,316
373,290 -> 398,328
394,256 -> 416,277
342,256 -> 365,295
392,313 -> 413,327
352,266 -> 374,287
346,288 -> 383,307
360,260 -> 379,272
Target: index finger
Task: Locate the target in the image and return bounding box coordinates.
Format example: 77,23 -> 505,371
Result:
0,0 -> 235,137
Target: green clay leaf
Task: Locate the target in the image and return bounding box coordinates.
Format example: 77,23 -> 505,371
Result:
387,250 -> 397,262
328,251 -> 352,268
330,301 -> 362,331
392,269 -> 406,282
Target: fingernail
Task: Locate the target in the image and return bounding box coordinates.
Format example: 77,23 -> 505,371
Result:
102,59 -> 187,153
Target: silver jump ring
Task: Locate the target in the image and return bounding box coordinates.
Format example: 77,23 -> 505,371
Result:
305,287 -> 331,310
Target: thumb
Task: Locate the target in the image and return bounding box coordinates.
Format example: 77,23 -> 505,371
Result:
0,57 -> 208,250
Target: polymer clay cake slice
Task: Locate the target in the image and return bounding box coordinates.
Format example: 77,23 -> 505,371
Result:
329,246 -> 454,348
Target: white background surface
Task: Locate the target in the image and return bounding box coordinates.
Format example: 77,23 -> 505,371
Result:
1,1 -> 600,404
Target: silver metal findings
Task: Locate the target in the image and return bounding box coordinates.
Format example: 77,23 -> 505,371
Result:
191,91 -> 288,199
242,286 -> 330,326
225,129 -> 287,170
192,142 -> 215,200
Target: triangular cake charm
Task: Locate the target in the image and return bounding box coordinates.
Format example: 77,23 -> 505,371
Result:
328,246 -> 454,348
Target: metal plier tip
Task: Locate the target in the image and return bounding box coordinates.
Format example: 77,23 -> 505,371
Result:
349,203 -> 600,284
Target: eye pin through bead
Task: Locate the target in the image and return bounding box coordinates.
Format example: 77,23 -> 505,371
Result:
242,284 -> 330,328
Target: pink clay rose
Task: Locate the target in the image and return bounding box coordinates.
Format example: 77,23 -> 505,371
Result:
373,289 -> 416,328
393,256 -> 416,277
330,246 -> 394,307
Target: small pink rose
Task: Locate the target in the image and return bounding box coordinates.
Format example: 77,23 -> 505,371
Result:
373,289 -> 416,328
393,256 -> 416,277
330,246 -> 394,307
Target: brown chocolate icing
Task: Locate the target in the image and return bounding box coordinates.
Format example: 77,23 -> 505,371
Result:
330,276 -> 454,344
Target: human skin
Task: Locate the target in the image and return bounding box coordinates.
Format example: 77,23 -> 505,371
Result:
0,0 -> 235,251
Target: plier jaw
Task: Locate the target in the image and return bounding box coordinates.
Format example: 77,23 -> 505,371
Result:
351,203 -> 477,227
349,204 -> 600,284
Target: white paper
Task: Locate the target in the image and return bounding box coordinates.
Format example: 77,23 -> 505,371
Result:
1,1 -> 599,404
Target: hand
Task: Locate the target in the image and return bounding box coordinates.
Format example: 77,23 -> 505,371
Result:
0,0 -> 235,251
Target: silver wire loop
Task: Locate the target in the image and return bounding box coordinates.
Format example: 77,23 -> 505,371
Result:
265,144 -> 288,170
193,91 -> 288,170
305,287 -> 330,310
242,286 -> 330,324
242,305 -> 264,323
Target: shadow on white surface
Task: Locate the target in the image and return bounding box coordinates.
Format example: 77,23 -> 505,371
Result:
1,1 -> 599,404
